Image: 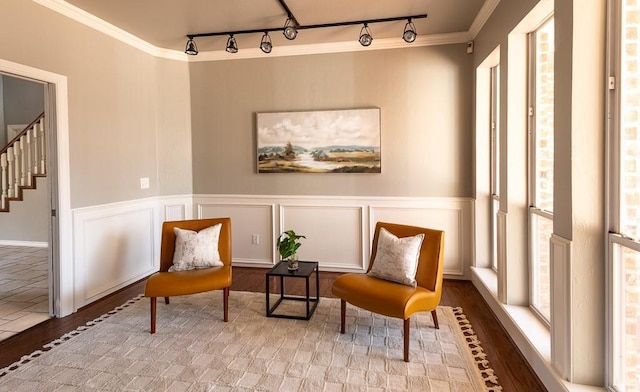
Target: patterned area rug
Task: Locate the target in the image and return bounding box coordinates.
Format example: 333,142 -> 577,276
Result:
0,291 -> 501,391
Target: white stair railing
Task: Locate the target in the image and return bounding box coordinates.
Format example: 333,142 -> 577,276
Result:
0,114 -> 46,210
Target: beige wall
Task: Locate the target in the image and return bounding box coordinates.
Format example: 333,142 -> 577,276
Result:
0,0 -> 192,208
1,75 -> 45,147
0,177 -> 49,242
189,45 -> 474,197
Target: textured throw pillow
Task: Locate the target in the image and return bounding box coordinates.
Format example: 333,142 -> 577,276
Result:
367,227 -> 425,287
169,224 -> 223,272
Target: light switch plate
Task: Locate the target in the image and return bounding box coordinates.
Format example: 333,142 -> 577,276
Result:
140,177 -> 150,189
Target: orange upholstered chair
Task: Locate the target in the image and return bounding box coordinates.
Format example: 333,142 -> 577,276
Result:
144,218 -> 232,333
331,222 -> 445,362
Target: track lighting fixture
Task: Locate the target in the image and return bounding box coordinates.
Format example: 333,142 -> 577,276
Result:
184,37 -> 198,55
283,18 -> 298,40
183,2 -> 427,56
226,34 -> 238,53
402,19 -> 417,43
260,32 -> 273,53
358,23 -> 373,47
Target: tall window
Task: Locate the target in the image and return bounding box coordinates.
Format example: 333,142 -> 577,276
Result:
610,1 -> 640,389
490,65 -> 500,271
528,17 -> 554,323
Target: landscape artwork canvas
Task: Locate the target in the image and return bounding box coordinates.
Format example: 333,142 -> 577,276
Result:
257,108 -> 381,173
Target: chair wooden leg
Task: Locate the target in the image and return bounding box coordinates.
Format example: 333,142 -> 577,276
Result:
223,287 -> 229,322
404,318 -> 410,362
164,297 -> 170,305
340,299 -> 346,334
431,309 -> 439,329
150,297 -> 157,334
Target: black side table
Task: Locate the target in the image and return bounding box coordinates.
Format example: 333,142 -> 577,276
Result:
265,260 -> 319,320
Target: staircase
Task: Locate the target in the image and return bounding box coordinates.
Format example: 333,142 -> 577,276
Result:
0,113 -> 46,212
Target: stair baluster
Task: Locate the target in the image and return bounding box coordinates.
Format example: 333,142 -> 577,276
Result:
19,136 -> 26,186
38,119 -> 46,175
32,125 -> 39,176
13,141 -> 21,195
6,147 -> 14,198
26,130 -> 33,186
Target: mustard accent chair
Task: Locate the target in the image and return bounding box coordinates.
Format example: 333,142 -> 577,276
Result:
331,222 -> 445,362
144,218 -> 232,333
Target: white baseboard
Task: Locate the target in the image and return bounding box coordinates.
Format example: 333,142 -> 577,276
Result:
0,240 -> 48,247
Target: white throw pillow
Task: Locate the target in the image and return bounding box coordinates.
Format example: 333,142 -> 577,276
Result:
367,227 -> 425,287
169,224 -> 223,272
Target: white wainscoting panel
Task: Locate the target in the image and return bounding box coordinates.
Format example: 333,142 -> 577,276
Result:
371,198 -> 472,277
550,233 -> 572,380
280,204 -> 365,271
159,196 -> 192,222
195,195 -> 473,276
69,195 -> 473,315
73,199 -> 159,309
199,202 -> 276,267
497,210 -> 508,303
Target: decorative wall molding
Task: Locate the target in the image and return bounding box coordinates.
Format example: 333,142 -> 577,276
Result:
72,198 -> 159,309
550,233 -> 572,380
32,0 -> 185,61
194,194 -> 474,276
497,210 -> 508,302
469,0 -> 502,38
69,195 -> 473,311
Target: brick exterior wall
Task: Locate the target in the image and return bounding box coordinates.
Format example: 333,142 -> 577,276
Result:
622,0 -> 640,389
534,21 -> 554,322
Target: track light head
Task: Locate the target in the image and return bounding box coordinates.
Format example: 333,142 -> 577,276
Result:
226,34 -> 238,53
185,37 -> 198,55
403,19 -> 417,43
359,23 -> 373,47
260,32 -> 272,54
283,18 -> 298,40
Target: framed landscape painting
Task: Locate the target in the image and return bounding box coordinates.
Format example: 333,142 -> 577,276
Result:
256,108 -> 381,173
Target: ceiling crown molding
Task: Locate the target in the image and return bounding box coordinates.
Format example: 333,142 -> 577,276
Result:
32,0 -> 186,61
468,0 -> 501,38
33,0 -> 492,62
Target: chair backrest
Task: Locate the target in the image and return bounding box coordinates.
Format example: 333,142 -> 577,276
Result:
159,217 -> 232,272
368,222 -> 445,293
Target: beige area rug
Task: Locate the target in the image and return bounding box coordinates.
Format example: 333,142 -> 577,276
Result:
0,291 -> 501,391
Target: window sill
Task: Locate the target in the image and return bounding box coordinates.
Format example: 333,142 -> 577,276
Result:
470,267 -> 605,392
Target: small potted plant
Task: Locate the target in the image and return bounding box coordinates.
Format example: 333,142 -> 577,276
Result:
277,229 -> 306,270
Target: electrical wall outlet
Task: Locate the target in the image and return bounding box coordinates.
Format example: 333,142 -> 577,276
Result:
251,234 -> 259,245
140,177 -> 150,189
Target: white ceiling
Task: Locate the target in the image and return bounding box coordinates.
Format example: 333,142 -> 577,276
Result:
61,0 -> 492,54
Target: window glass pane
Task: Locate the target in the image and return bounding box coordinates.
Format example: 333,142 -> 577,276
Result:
621,1 -> 640,241
532,213 -> 552,321
534,20 -> 555,212
615,243 -> 640,390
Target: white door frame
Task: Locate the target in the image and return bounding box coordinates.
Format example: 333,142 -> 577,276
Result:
0,58 -> 73,317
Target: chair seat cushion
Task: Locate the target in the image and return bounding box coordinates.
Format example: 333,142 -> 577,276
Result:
332,272 -> 438,319
144,266 -> 231,298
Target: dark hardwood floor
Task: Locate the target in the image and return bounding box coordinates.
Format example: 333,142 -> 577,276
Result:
0,267 -> 547,391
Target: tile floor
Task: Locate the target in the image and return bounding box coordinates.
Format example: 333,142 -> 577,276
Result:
0,245 -> 50,341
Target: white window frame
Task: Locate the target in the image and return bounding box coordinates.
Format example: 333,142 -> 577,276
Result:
527,16 -> 554,326
490,64 -> 500,271
606,0 -> 640,389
